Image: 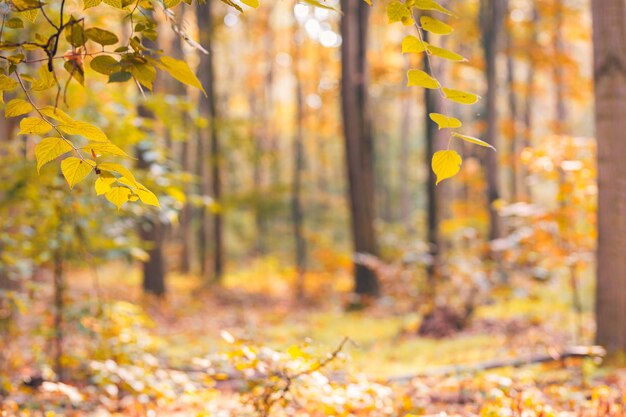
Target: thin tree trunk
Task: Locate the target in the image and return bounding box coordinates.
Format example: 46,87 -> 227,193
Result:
196,0 -> 223,283
340,0 -> 379,297
480,0 -> 504,241
425,57 -> 440,291
292,32 -> 307,300
592,0 -> 626,357
53,216 -> 65,382
504,1 -> 519,201
520,5 -> 538,202
553,0 -> 567,134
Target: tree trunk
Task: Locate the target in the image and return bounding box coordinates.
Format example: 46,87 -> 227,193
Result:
340,0 -> 379,297
504,0 -> 519,201
292,32 -> 307,300
425,55 -> 440,291
592,0 -> 626,357
480,0 -> 504,241
553,0 -> 567,134
520,5 -> 538,202
196,0 -> 223,283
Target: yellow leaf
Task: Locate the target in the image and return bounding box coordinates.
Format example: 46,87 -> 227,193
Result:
58,120 -> 108,142
95,173 -> 116,195
61,157 -> 95,189
136,185 -> 160,207
40,106 -> 74,123
402,36 -> 427,54
82,142 -> 131,158
105,186 -> 131,209
407,69 -> 440,89
159,56 -> 206,95
442,87 -> 480,104
240,0 -> 258,5
31,66 -> 56,92
35,137 -> 73,173
19,117 -> 52,135
0,74 -> 18,91
414,0 -> 454,16
386,1 -> 413,25
5,99 -> 33,118
420,16 -> 453,35
427,44 -> 466,61
432,149 -> 462,184
429,113 -> 462,129
98,162 -> 137,185
452,132 -> 496,150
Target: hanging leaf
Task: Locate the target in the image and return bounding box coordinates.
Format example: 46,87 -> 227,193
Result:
59,120 -> 109,142
95,172 -> 116,195
61,157 -> 95,189
85,27 -> 119,46
414,0 -> 454,16
158,56 -> 206,95
420,16 -> 453,35
19,117 -> 52,135
427,44 -> 466,61
407,69 -> 440,89
429,113 -> 462,129
386,1 -> 413,25
402,36 -> 427,54
5,99 -> 33,118
432,150 -> 462,184
105,186 -> 131,209
452,132 -> 496,150
442,87 -> 480,104
35,137 -> 73,173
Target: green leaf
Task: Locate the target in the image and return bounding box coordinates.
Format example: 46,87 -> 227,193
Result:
429,113 -> 462,129
407,69 -> 440,89
61,157 -> 95,189
35,137 -> 73,173
442,87 -> 481,104
129,63 -> 156,90
90,55 -> 120,75
105,186 -> 131,209
432,150 -> 462,184
5,99 -> 33,118
5,18 -> 24,29
402,36 -> 427,54
420,16 -> 453,35
85,27 -> 119,46
158,56 -> 206,95
19,117 -> 52,135
65,21 -> 86,48
452,132 -> 496,150
108,71 -> 132,83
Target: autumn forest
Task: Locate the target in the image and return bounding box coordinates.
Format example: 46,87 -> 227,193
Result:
1,0 -> 625,416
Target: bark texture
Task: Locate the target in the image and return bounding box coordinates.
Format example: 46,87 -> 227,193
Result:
340,0 -> 379,296
592,0 -> 626,356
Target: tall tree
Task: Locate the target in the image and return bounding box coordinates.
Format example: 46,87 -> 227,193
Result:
292,30 -> 307,300
196,0 -> 224,283
592,0 -> 626,357
480,0 -> 505,241
340,0 -> 379,297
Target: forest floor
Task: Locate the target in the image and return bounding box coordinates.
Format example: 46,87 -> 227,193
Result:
2,258 -> 625,417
